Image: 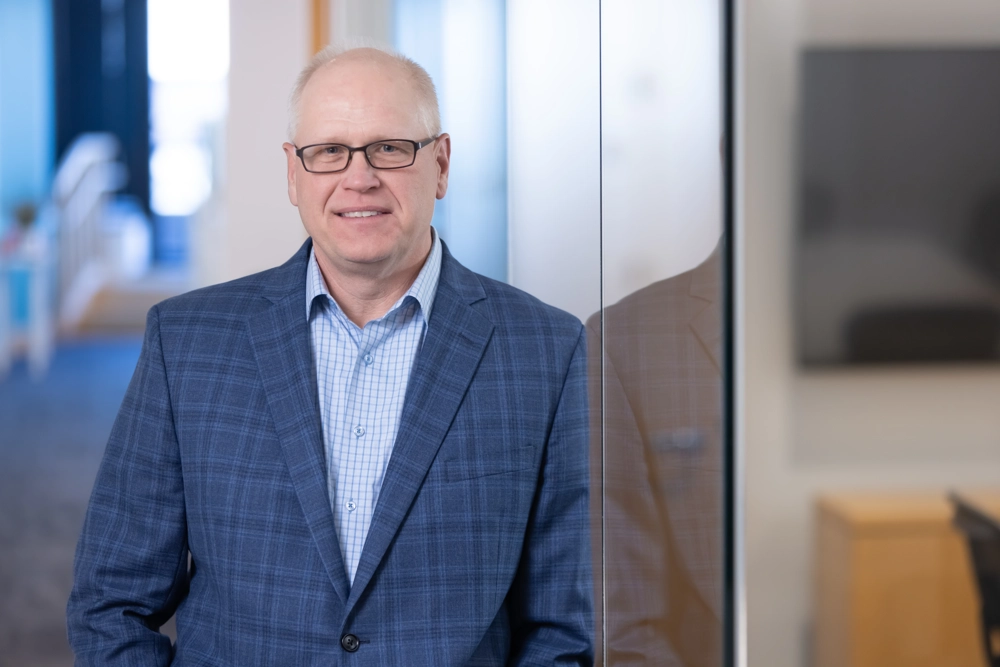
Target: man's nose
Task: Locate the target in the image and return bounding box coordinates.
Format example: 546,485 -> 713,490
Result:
340,151 -> 381,192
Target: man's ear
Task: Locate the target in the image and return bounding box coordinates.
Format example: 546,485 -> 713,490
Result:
434,133 -> 451,200
282,142 -> 299,206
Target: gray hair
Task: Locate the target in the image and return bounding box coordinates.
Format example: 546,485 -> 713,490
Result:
287,41 -> 441,142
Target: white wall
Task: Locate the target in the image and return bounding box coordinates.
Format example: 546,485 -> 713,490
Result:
506,0 -> 601,322
600,0 -> 722,306
201,0 -> 310,286
742,1 -> 1000,665
804,0 -> 1000,45
330,0 -> 393,46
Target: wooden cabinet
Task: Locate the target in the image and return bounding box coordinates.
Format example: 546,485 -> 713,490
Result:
815,491 -> 1000,667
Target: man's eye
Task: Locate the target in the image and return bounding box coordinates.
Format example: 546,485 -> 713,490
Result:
324,145 -> 343,155
377,143 -> 397,153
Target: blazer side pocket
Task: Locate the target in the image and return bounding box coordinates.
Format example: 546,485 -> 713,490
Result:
442,445 -> 537,483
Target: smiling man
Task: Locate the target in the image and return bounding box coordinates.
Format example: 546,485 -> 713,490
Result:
67,46 -> 593,665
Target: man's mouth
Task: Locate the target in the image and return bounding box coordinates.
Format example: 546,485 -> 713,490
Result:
337,209 -> 387,218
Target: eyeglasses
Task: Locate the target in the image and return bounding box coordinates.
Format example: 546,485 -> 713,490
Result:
293,137 -> 438,173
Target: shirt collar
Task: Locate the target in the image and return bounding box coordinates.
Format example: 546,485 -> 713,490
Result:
306,227 -> 443,323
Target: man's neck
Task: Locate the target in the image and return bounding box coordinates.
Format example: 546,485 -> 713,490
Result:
316,240 -> 432,328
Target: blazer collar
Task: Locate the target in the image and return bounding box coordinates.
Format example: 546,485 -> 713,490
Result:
262,233 -> 479,308
260,238 -> 313,305
687,242 -> 723,373
688,241 -> 721,304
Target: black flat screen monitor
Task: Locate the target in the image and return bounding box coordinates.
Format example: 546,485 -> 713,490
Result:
796,48 -> 1000,365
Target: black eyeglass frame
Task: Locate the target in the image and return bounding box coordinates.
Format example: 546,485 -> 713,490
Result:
293,136 -> 439,173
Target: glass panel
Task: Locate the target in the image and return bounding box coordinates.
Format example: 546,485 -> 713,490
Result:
597,0 -> 729,664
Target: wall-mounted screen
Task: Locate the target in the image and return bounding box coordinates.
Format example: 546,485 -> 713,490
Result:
796,49 -> 1000,365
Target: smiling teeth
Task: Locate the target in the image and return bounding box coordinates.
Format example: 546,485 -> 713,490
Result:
341,211 -> 381,218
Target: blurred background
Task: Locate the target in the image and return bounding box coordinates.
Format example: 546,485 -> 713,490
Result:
0,0 -> 999,665
745,0 -> 1000,666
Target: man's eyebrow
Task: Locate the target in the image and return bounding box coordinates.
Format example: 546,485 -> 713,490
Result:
306,137 -> 407,146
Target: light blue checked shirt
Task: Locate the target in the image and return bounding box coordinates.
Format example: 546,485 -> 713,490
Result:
306,229 -> 442,585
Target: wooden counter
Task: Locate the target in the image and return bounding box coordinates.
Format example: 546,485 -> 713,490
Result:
814,490 -> 1000,667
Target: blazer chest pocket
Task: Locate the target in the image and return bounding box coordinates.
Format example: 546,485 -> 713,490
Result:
442,445 -> 537,483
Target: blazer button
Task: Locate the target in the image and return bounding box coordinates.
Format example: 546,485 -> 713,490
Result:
341,633 -> 360,652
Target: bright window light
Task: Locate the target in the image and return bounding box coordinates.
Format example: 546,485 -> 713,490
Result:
148,0 -> 229,83
150,143 -> 213,216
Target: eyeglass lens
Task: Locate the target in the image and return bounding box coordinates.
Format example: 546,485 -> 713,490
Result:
301,141 -> 417,172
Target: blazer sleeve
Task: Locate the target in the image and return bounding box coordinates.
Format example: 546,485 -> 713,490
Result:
67,305 -> 189,666
507,325 -> 595,666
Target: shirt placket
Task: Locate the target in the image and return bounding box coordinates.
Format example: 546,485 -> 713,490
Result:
369,309 -> 409,510
339,318 -> 390,581
318,303 -> 347,529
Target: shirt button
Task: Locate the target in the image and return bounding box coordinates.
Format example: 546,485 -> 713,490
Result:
363,353 -> 374,365
353,426 -> 365,437
346,500 -> 357,512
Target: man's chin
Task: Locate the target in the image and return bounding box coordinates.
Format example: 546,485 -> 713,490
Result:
312,231 -> 427,277
329,245 -> 397,272
312,234 -> 391,264
343,253 -> 393,268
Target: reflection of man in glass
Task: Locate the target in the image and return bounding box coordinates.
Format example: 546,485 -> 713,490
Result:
589,246 -> 723,666
68,46 -> 593,665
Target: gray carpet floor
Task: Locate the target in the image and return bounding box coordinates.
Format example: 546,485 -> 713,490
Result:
0,339 -> 142,667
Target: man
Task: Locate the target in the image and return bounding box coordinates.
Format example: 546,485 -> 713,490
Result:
589,247 -> 724,666
68,46 -> 593,665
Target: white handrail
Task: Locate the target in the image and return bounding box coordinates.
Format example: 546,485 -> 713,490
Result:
0,133 -> 125,380
53,133 -> 127,327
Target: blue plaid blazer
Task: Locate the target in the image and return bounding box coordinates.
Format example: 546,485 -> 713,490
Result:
68,240 -> 593,666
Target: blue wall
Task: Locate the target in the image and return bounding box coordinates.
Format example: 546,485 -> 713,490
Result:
0,0 -> 54,227
0,0 -> 54,328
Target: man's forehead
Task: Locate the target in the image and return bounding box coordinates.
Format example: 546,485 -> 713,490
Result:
299,65 -> 419,141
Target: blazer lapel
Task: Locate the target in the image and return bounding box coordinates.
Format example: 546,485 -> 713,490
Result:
687,245 -> 723,373
346,251 -> 494,612
246,241 -> 350,604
